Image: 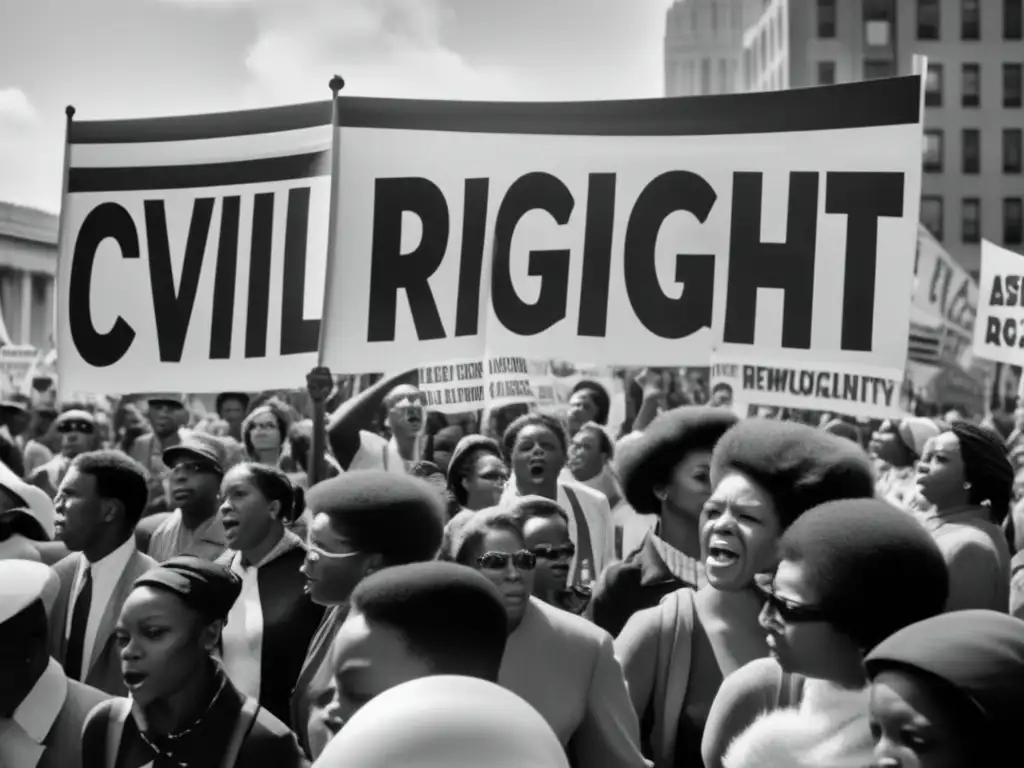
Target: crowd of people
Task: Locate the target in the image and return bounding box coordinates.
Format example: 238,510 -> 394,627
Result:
1,366 -> 1023,768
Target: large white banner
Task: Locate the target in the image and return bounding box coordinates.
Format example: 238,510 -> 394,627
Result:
321,77 -> 923,381
57,101 -> 332,393
973,239 -> 1024,367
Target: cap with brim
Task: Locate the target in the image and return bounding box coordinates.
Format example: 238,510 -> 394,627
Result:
163,432 -> 227,474
147,394 -> 185,408
0,461 -> 56,539
0,400 -> 28,414
0,560 -> 52,624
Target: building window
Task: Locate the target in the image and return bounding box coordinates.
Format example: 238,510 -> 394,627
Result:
962,198 -> 981,243
925,63 -> 944,106
1005,63 -> 1023,107
922,196 -> 944,241
700,57 -> 711,94
864,60 -> 895,80
818,61 -> 836,85
1005,198 -> 1024,244
918,0 -> 941,39
1007,0 -> 1023,39
1005,128 -> 1023,173
923,130 -> 944,172
962,0 -> 981,39
962,63 -> 981,106
962,129 -> 981,173
818,0 -> 836,38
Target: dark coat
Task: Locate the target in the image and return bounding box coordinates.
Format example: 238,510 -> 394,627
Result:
587,531 -> 698,638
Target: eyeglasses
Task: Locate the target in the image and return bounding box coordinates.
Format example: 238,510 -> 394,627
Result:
530,543 -> 576,561
753,576 -> 829,624
57,422 -> 94,434
477,550 -> 537,571
305,542 -> 362,564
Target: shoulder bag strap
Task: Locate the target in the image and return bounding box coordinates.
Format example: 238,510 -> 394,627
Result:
220,696 -> 261,768
657,588 -> 695,767
105,698 -> 132,768
563,486 -> 596,587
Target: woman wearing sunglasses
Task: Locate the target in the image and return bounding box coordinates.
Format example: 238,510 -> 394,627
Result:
702,498 -> 949,768
505,495 -> 590,615
451,509 -> 647,768
291,471 -> 445,760
616,419 -> 877,768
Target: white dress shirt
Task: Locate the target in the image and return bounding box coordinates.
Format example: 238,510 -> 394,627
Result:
348,431 -> 425,474
65,537 -> 137,675
0,658 -> 67,768
220,552 -> 264,702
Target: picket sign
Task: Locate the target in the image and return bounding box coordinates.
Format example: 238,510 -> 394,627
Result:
321,77 -> 923,386
973,239 -> 1024,367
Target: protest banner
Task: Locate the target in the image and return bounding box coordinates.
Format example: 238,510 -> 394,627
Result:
973,239 -> 1024,367
56,101 -> 333,394
321,77 -> 923,383
709,355 -> 904,419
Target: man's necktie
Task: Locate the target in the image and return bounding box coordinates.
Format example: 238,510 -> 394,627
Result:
65,566 -> 93,681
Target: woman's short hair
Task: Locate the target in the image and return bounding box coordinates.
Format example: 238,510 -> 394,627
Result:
241,401 -> 292,459
575,422 -> 614,459
233,462 -> 304,523
501,413 -> 568,460
450,509 -> 525,567
503,495 -> 569,527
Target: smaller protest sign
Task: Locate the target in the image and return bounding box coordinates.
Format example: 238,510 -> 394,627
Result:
973,240 -> 1024,368
709,355 -> 903,419
418,356 -> 537,414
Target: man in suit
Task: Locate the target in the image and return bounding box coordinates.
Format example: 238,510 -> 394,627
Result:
1,559 -> 110,768
48,450 -> 155,696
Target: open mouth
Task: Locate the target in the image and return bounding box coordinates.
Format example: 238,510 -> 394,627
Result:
123,671 -> 148,688
221,519 -> 239,535
707,541 -> 740,567
171,490 -> 192,503
527,459 -> 547,478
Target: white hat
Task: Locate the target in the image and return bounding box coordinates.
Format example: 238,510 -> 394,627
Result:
0,559 -> 52,624
313,675 -> 569,768
0,460 -> 56,540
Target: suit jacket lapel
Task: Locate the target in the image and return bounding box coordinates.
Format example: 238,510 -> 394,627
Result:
86,550 -> 146,676
48,554 -> 80,664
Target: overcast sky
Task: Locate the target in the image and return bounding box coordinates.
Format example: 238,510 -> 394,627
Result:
0,0 -> 675,213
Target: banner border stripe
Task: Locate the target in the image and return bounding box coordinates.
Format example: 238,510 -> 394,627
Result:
333,77 -> 922,136
69,101 -> 332,145
67,151 -> 330,193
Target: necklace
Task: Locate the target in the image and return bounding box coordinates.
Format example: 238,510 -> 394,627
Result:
134,674 -> 227,767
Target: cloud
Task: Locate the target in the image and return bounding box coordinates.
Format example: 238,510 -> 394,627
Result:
240,0 -> 527,104
0,87 -> 39,126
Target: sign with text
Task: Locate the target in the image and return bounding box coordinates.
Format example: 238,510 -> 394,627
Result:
57,101 -> 332,393
912,225 -> 981,370
417,356 -> 537,414
321,77 -> 923,381
709,355 -> 904,419
973,239 -> 1024,367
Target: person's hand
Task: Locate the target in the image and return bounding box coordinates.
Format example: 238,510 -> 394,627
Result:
635,368 -> 664,406
306,366 -> 334,403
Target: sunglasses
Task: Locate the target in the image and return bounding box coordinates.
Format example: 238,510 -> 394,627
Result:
531,543 -> 576,561
57,422 -> 94,434
305,542 -> 362,564
477,550 -> 537,571
753,577 -> 829,624
169,460 -> 219,476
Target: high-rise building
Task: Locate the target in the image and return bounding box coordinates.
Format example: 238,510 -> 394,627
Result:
728,0 -> 1024,278
664,0 -> 765,96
